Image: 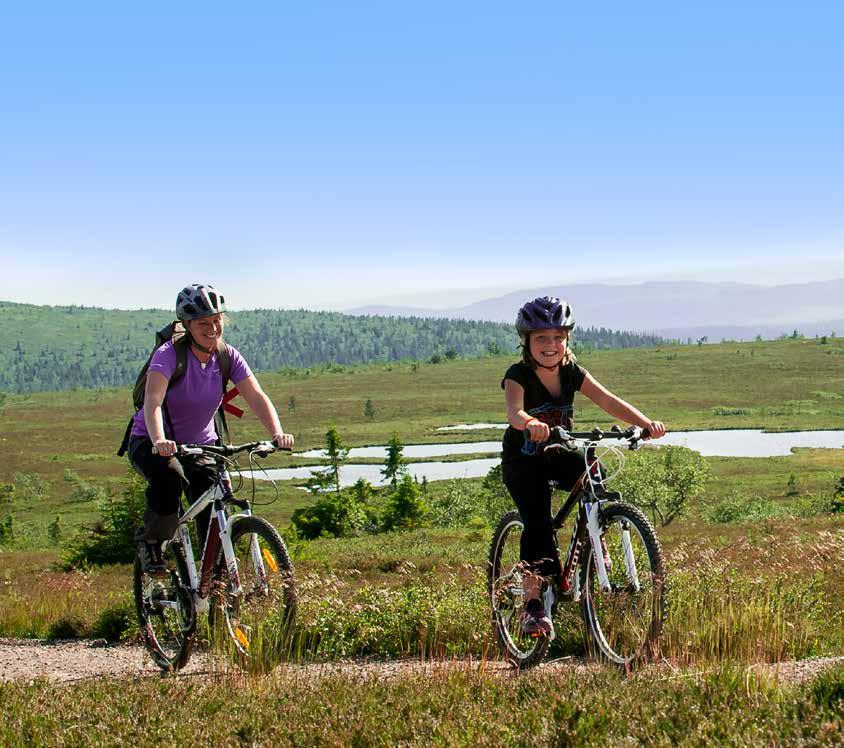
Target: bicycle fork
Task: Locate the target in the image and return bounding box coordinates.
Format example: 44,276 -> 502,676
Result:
585,501 -> 641,592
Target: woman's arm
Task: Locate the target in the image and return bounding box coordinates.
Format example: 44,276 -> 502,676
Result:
235,375 -> 294,449
580,373 -> 665,438
504,379 -> 551,442
143,371 -> 177,456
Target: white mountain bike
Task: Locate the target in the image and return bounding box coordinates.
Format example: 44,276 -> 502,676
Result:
133,441 -> 296,672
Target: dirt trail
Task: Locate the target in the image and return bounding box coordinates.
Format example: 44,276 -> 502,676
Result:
1,638 -> 841,686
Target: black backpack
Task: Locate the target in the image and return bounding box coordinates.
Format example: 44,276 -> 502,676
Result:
117,321 -> 242,456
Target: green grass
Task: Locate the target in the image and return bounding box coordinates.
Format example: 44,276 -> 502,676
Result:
1,338 -> 843,741
0,664 -> 841,746
2,337 -> 843,537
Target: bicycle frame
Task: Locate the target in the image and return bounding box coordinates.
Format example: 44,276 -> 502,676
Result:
161,467 -> 265,615
551,442 -> 635,601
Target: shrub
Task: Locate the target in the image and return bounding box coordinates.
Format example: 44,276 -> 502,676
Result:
712,406 -> 753,416
0,514 -> 14,546
47,615 -> 89,640
47,515 -> 62,546
60,470 -> 146,569
612,446 -> 709,526
92,601 -> 135,642
428,480 -> 486,528
383,474 -> 427,531
705,495 -> 787,524
426,466 -> 514,529
291,489 -> 368,540
13,472 -> 46,501
480,464 -> 513,526
794,492 -> 844,518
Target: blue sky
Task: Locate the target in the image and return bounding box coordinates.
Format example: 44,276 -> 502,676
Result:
1,2 -> 842,310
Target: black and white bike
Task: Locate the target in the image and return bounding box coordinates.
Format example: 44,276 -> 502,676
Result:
133,441 -> 296,672
488,425 -> 666,669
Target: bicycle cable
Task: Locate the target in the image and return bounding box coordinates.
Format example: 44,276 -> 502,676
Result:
242,448 -> 281,507
581,440 -> 627,492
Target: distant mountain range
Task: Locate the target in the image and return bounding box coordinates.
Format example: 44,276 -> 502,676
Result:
349,279 -> 844,341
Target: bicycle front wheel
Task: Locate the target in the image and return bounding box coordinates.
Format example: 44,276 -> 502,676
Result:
133,539 -> 196,672
580,502 -> 665,668
488,510 -> 551,669
209,516 -> 296,668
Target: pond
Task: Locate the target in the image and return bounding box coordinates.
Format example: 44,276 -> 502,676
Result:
252,458 -> 501,489
252,428 -> 844,487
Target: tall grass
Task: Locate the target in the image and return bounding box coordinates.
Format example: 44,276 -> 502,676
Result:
0,663 -> 841,746
3,525 -> 841,669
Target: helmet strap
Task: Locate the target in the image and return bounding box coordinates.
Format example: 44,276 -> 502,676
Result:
187,332 -> 214,356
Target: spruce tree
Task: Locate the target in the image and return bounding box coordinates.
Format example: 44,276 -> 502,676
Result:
382,432 -> 407,489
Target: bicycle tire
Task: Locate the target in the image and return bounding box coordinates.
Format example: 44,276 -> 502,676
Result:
133,539 -> 196,672
579,502 -> 665,669
488,510 -> 551,669
209,515 -> 296,668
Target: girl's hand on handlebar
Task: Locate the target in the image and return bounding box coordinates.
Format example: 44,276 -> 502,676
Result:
272,433 -> 294,450
644,421 -> 665,439
525,419 -> 550,442
152,439 -> 177,457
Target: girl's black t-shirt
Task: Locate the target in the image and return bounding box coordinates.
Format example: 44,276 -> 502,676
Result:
501,360 -> 588,462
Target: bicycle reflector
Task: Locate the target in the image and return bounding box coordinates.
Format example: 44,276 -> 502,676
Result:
234,626 -> 250,650
262,548 -> 279,573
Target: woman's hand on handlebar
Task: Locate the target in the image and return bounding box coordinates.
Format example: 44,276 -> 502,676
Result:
272,432 -> 295,450
152,439 -> 177,457
525,418 -> 550,442
644,421 -> 666,439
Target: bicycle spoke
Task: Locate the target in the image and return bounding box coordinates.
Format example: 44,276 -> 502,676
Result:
581,503 -> 664,667
133,542 -> 196,672
488,511 -> 551,668
210,517 -> 296,668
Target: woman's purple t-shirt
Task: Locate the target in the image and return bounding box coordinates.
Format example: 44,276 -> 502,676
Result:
130,342 -> 252,445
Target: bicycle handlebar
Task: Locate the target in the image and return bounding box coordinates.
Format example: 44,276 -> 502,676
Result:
546,425 -> 652,447
178,441 -> 291,458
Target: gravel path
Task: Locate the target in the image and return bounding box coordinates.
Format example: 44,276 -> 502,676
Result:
1,638 -> 841,686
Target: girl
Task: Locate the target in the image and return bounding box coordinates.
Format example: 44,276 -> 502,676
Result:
501,296 -> 665,636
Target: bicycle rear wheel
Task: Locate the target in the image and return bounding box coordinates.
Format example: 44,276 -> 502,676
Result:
580,502 -> 665,668
209,516 -> 296,669
488,510 -> 551,669
133,539 -> 196,672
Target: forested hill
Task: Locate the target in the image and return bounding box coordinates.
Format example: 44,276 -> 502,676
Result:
0,301 -> 667,393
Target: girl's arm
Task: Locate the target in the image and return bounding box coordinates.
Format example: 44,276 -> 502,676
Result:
504,379 -> 551,442
236,375 -> 295,449
580,373 -> 665,438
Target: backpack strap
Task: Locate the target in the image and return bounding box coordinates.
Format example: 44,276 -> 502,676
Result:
118,326 -> 188,456
159,335 -> 191,443
212,342 -> 243,446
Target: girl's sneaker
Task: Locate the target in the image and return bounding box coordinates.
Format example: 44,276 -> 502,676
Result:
520,599 -> 554,638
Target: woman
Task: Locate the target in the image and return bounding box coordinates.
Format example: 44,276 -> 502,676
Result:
127,283 -> 294,575
502,296 -> 665,636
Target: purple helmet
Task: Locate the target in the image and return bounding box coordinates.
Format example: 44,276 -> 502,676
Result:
515,296 -> 575,333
